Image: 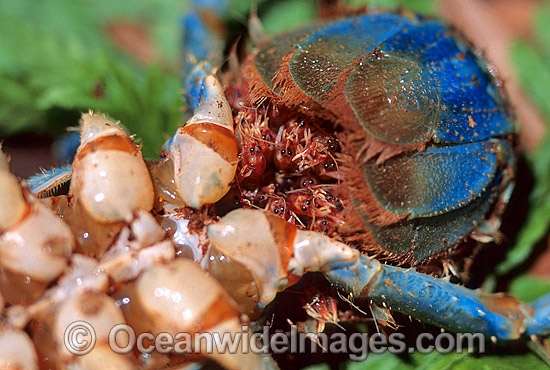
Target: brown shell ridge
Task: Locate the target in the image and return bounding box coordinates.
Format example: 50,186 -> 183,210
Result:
337,182 -> 419,265
321,58 -> 427,164
246,48 -> 427,165
338,152 -> 409,227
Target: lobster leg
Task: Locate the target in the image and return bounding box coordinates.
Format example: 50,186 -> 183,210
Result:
151,0 -> 238,209
527,294 -> 550,337
205,208 -> 550,341
181,0 -> 229,100
25,164 -> 73,198
326,257 -> 534,340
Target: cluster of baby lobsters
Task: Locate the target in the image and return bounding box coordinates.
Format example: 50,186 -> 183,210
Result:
1,1 -> 549,369
0,112 -> 283,369
221,92 -> 345,236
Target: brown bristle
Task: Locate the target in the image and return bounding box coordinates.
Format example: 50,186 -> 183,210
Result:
240,38 -> 493,270
321,58 -> 425,164
247,43 -> 423,166
244,51 -> 278,107
338,151 -> 408,226
271,52 -> 327,114
333,152 -> 429,265
246,50 -> 337,123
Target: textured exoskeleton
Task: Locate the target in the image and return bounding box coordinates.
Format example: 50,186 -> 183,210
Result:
5,120 -> 275,370
243,12 -> 516,263
165,0 -> 547,342
13,0 -> 550,369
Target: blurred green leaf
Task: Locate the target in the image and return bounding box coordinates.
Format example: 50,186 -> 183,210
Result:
510,275 -> 550,303
496,145 -> 550,275
535,2 -> 550,62
352,350 -> 548,370
0,0 -> 184,156
496,2 -> 550,275
510,43 -> 550,120
261,0 -> 318,35
347,0 -> 437,14
305,350 -> 549,370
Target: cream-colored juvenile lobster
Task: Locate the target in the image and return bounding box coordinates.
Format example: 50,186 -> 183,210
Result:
2,114 -> 274,370
8,94 -> 545,370
4,1 -> 550,369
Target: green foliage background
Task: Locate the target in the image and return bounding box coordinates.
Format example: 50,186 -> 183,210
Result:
0,0 -> 549,368
0,0 -> 185,156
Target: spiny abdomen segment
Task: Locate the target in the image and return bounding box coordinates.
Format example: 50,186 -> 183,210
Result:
247,13 -> 514,152
245,12 -> 516,263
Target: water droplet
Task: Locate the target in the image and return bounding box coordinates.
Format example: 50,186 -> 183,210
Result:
182,308 -> 192,321
116,297 -> 131,307
171,292 -> 182,303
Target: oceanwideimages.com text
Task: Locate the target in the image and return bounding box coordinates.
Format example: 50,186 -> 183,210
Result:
65,321 -> 486,361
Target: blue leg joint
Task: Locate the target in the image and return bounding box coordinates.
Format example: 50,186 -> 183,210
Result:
526,294 -> 550,337
324,254 -> 538,341
181,0 -> 229,110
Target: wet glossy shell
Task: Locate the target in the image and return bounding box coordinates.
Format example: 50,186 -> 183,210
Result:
0,153 -> 27,232
0,329 -> 38,370
247,12 -> 516,262
71,112 -> 154,224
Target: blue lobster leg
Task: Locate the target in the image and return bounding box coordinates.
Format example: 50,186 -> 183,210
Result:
325,256 -> 549,340
163,0 -> 230,155
25,131 -> 79,197
527,294 -> 550,337
208,209 -> 550,341
181,0 -> 229,113
154,0 -> 238,209
25,164 -> 73,198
